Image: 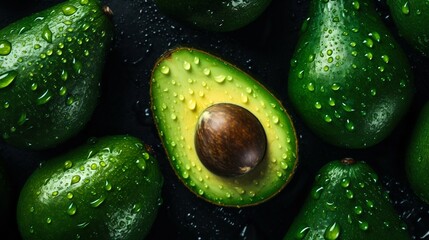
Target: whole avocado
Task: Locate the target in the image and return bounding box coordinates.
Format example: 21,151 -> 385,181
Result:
287,0 -> 414,148
154,0 -> 272,32
16,135 -> 164,240
0,0 -> 113,149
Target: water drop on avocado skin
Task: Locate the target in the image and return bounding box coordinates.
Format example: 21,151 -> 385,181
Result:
0,0 -> 114,149
287,0 -> 414,148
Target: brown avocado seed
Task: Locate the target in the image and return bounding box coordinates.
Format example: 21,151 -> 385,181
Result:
194,103 -> 267,177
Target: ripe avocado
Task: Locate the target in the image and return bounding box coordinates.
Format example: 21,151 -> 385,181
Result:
284,158 -> 410,240
16,135 -> 163,240
0,0 -> 113,149
154,0 -> 272,32
150,47 -> 298,207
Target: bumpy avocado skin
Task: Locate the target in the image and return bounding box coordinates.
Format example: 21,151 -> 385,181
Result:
387,0 -> 429,56
406,102 -> 429,204
0,0 -> 113,149
16,135 -> 163,240
284,159 -> 410,240
288,0 -> 414,148
150,47 -> 298,207
154,0 -> 272,32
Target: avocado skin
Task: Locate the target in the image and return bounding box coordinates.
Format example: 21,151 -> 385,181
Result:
283,159 -> 410,240
387,0 -> 429,56
406,101 -> 429,204
288,0 -> 414,148
16,135 -> 163,240
0,0 -> 113,149
154,0 -> 272,32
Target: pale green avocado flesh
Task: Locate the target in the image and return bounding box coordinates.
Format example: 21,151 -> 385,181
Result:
151,47 -> 298,207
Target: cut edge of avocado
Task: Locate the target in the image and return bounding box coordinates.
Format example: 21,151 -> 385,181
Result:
150,46 -> 299,207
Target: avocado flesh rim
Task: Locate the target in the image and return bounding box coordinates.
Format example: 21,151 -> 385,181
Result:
151,47 -> 298,207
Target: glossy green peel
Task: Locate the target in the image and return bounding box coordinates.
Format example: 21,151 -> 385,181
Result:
387,0 -> 429,56
288,0 -> 414,148
16,135 -> 163,240
0,0 -> 113,149
151,47 -> 298,207
284,159 -> 410,240
406,101 -> 429,204
154,0 -> 272,32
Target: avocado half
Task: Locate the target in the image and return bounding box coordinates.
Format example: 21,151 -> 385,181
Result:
150,47 -> 298,207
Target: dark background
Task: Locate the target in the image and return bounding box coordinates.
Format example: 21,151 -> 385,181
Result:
1,0 -> 429,239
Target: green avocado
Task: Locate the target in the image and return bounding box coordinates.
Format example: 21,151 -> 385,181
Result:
405,101 -> 429,204
150,47 -> 298,207
154,0 -> 272,32
0,0 -> 113,149
16,135 -> 163,240
283,158 -> 410,240
387,0 -> 429,56
287,0 -> 415,148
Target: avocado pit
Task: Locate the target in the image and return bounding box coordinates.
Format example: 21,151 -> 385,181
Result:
195,103 -> 267,177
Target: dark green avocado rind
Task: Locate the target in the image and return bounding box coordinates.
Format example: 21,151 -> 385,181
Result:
151,47 -> 298,207
284,160 -> 410,240
154,0 -> 272,32
287,0 -> 414,148
387,0 -> 429,56
0,0 -> 113,149
16,135 -> 164,240
406,101 -> 429,204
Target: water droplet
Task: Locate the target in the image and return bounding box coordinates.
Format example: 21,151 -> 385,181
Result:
369,32 -> 381,42
298,70 -> 305,79
381,55 -> 389,63
36,89 -> 52,105
67,202 -> 77,215
311,186 -> 324,199
354,205 -> 363,215
61,70 -> 68,81
308,54 -> 315,62
90,194 -> 106,208
307,82 -> 315,91
324,222 -> 340,240
363,38 -> 374,48
67,192 -> 74,199
370,88 -> 377,96
42,25 -> 53,43
0,70 -> 17,88
46,217 -> 52,224
331,83 -> 340,91
402,2 -> 410,14
64,160 -> 73,169
324,115 -> 332,123
352,1 -> 360,9
341,177 -> 350,188
214,75 -> 226,83
345,119 -> 355,131
365,52 -> 373,60
136,158 -> 146,171
183,61 -> 191,70
71,175 -> 81,184
187,99 -> 196,110
159,65 -> 170,75
0,40 -> 12,55
358,220 -> 369,231
366,199 -> 374,208
62,5 -> 77,16
203,68 -> 211,76
295,226 -> 310,239
345,189 -> 354,199
315,102 -> 322,109
328,97 -> 336,106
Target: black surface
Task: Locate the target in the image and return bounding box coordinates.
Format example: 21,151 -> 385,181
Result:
1,0 -> 429,239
